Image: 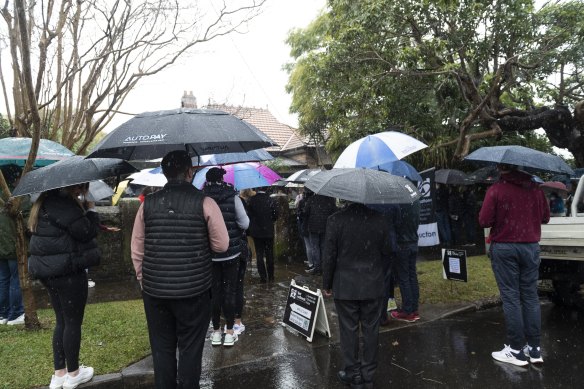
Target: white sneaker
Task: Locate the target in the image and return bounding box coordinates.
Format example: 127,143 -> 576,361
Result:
387,298 -> 398,312
224,323 -> 246,335
0,317 -> 7,325
63,366 -> 94,389
87,280 -> 95,288
234,323 -> 245,335
211,331 -> 222,346
492,345 -> 529,367
7,314 -> 25,325
223,332 -> 238,346
49,374 -> 67,389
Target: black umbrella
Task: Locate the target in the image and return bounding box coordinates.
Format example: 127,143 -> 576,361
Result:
87,108 -> 277,160
464,145 -> 574,175
465,166 -> 500,184
435,169 -> 468,185
12,156 -> 138,197
304,168 -> 420,204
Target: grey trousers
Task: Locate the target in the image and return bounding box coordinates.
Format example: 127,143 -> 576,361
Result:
490,242 -> 541,350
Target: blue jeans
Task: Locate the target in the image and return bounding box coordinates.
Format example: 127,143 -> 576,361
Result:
395,243 -> 419,314
0,259 -> 24,321
309,232 -> 326,270
436,211 -> 452,246
490,242 -> 541,350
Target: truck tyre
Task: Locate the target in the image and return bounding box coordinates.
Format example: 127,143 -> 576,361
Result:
550,281 -> 584,309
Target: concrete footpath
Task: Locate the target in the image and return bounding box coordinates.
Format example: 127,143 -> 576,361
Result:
42,259 -> 498,389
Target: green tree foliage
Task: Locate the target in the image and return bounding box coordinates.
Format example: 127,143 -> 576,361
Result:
286,0 -> 584,168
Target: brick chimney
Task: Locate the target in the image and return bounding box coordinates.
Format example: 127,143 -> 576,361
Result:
181,91 -> 197,108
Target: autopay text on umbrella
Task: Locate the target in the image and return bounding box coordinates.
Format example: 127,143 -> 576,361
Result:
123,134 -> 168,143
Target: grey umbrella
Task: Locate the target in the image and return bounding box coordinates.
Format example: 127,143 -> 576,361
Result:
285,168 -> 322,183
435,169 -> 468,185
304,168 -> 420,204
196,149 -> 273,166
86,108 -> 277,160
12,156 -> 138,197
464,145 -> 574,175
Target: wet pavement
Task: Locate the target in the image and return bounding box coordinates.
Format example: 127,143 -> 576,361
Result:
35,259 -> 584,388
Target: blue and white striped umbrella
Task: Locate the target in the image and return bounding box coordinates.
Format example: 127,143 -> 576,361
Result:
378,160 -> 422,182
333,131 -> 427,169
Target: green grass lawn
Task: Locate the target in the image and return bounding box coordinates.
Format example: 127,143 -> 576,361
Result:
0,255 -> 499,389
417,254 -> 499,304
0,300 -> 150,389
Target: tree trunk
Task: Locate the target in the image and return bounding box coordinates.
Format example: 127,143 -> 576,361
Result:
15,212 -> 41,329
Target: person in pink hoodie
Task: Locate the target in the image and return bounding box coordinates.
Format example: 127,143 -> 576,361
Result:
479,164 -> 550,368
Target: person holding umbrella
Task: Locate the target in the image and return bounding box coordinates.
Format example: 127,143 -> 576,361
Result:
27,183 -> 101,389
131,150 -> 229,388
308,169 -> 420,389
203,167 -> 249,347
479,163 -> 550,367
246,187 -> 279,283
0,165 -> 26,326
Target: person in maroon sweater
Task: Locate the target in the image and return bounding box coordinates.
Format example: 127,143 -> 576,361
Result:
479,164 -> 550,367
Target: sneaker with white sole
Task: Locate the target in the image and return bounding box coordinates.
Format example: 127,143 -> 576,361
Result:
63,366 -> 94,389
211,331 -> 222,346
224,323 -> 246,335
223,332 -> 238,346
49,374 -> 67,389
387,298 -> 398,312
523,345 -> 544,364
491,345 -> 529,367
87,280 -> 96,288
234,323 -> 245,335
7,313 -> 25,325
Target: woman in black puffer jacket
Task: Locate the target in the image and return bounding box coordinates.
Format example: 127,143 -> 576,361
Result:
28,184 -> 100,389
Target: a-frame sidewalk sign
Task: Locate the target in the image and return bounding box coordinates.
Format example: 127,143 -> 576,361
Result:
282,279 -> 331,342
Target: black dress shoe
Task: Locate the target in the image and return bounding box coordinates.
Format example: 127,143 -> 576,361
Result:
337,371 -> 353,385
337,371 -> 363,386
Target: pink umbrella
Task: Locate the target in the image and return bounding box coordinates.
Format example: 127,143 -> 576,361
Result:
193,162 -> 281,190
540,181 -> 569,198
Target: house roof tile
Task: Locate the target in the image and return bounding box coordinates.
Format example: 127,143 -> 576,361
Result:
205,104 -> 311,152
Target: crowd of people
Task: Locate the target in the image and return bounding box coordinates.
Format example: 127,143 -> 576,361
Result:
1,151 -> 562,389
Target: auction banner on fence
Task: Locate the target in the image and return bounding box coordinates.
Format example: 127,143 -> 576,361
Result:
417,167 -> 440,247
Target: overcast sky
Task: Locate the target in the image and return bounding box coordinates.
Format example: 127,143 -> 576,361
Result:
112,0 -> 326,132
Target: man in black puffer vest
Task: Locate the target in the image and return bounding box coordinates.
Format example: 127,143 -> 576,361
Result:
131,150 -> 228,389
203,167 -> 249,347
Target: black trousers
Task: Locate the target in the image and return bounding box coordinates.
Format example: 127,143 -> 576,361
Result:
334,298 -> 383,385
253,237 -> 274,281
142,291 -> 211,389
211,258 -> 239,330
42,271 -> 88,372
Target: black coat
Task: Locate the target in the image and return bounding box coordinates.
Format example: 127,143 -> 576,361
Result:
247,192 -> 278,238
303,194 -> 337,234
322,204 -> 392,300
28,191 -> 100,279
